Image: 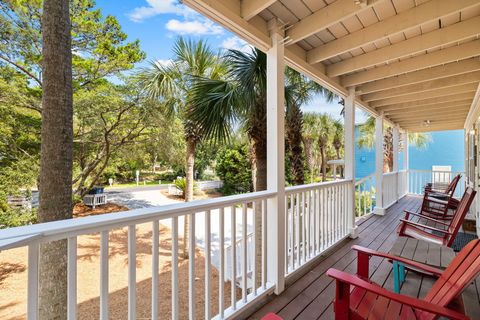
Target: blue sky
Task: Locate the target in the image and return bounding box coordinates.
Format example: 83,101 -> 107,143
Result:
96,0 -> 368,123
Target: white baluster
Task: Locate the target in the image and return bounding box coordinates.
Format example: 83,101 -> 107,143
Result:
128,225 -> 136,320
27,242 -> 39,320
152,221 -> 159,320
205,210 -> 211,320
188,213 -> 196,320
67,236 -> 77,320
172,217 -> 179,320
100,231 -> 109,320
231,205 -> 237,310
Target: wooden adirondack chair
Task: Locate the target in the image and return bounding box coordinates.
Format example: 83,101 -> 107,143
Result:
398,187 -> 476,247
326,239 -> 480,320
420,174 -> 461,220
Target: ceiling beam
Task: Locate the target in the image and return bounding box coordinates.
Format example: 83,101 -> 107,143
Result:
396,118 -> 466,127
242,0 -> 277,20
385,102 -> 471,116
362,72 -> 480,102
357,58 -> 480,94
307,0 -> 480,64
377,93 -> 475,111
386,106 -> 470,118
342,40 -> 480,87
402,122 -> 464,132
328,16 -> 480,77
389,110 -> 469,122
285,0 -> 383,45
370,83 -> 478,108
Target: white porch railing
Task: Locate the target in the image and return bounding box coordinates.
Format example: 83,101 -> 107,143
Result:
408,169 -> 465,198
0,190 -> 277,320
284,180 -> 352,276
0,170 -> 465,319
382,172 -> 398,209
354,174 -> 375,219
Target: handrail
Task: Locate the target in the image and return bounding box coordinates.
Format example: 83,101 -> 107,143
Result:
285,179 -> 352,194
354,173 -> 374,186
0,190 -> 277,249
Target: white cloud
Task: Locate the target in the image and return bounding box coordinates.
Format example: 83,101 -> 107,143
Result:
165,19 -> 224,35
128,0 -> 195,22
220,36 -> 251,52
155,59 -> 173,67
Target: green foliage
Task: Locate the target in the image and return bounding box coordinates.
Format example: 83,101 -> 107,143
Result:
0,66 -> 40,217
0,0 -> 145,89
215,144 -> 252,195
355,190 -> 375,217
174,177 -> 198,199
0,208 -> 37,229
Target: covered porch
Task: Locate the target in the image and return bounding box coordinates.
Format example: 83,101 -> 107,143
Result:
247,195 -> 480,319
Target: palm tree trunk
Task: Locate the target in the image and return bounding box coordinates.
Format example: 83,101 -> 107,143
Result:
286,104 -> 305,185
38,0 -> 73,318
182,137 -> 196,258
320,147 -> 327,182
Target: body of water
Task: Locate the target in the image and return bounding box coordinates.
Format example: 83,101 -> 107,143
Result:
355,129 -> 465,179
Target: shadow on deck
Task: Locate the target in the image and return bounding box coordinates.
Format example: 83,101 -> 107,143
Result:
247,196 -> 480,320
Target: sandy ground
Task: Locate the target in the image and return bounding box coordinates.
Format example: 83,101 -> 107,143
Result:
0,201 -> 239,320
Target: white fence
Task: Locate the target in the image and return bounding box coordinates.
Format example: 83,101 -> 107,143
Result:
284,180 -> 352,276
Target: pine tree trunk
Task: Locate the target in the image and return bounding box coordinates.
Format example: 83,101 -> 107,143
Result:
38,0 -> 73,318
182,137 -> 196,258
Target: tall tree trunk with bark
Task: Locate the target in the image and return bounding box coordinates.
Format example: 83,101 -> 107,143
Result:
38,0 -> 73,318
182,136 -> 196,258
248,99 -> 266,289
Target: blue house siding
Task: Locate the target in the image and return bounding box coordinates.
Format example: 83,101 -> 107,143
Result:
354,129 -> 465,179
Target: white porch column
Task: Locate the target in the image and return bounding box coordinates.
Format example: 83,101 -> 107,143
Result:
403,131 -> 409,194
374,113 -> 385,215
266,20 -> 285,294
344,87 -> 358,238
393,124 -> 400,200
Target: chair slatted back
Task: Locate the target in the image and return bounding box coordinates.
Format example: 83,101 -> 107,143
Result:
445,174 -> 461,196
445,187 -> 476,246
419,239 -> 480,320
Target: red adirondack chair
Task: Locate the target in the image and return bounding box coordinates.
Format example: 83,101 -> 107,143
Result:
398,187 -> 476,247
420,174 -> 461,220
326,239 -> 480,320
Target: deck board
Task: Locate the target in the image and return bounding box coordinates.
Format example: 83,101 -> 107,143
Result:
246,195 -> 480,320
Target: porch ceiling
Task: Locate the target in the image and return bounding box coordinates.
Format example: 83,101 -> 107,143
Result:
183,0 -> 480,132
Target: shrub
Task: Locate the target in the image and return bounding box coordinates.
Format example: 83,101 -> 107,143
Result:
215,145 -> 252,195
173,177 -> 199,199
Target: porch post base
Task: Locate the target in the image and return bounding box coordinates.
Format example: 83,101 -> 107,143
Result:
349,226 -> 359,239
374,207 -> 386,216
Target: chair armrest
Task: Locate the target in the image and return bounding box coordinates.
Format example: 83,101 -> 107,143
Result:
352,245 -> 443,276
399,219 -> 452,234
403,210 -> 450,226
327,269 -> 469,320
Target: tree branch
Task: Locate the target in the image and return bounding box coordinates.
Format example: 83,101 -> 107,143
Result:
0,54 -> 42,87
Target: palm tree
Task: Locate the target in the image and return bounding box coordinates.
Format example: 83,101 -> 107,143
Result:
38,0 -> 73,317
332,120 -> 344,177
187,47 -> 269,289
317,114 -> 334,181
302,112 -> 321,182
140,38 -> 227,257
357,116 -> 431,172
284,67 -> 333,185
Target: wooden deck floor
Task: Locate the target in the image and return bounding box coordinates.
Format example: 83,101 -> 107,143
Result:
247,196 -> 480,320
